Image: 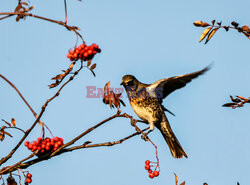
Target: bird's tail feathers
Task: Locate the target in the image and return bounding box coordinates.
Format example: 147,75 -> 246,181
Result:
159,116 -> 188,158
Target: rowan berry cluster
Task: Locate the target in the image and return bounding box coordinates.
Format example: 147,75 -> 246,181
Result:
144,160 -> 159,179
26,173 -> 32,184
24,137 -> 64,156
67,43 -> 101,61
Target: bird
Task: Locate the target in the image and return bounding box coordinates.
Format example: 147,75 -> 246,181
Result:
120,66 -> 210,158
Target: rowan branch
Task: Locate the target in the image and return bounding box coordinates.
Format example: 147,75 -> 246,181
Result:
0,11 -> 84,43
0,115 -> 149,174
0,64 -> 84,166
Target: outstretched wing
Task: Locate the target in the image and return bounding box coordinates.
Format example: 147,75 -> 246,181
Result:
147,66 -> 210,100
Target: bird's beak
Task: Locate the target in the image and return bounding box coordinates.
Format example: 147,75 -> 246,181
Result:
120,82 -> 124,86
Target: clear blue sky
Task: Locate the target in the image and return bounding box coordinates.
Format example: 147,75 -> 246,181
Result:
1,0 -> 250,184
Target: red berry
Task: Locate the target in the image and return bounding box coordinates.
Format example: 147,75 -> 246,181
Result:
84,46 -> 90,51
148,170 -> 152,173
37,137 -> 42,143
145,160 -> 150,165
24,141 -> 29,146
87,50 -> 93,55
145,164 -> 150,170
91,43 -> 98,48
26,178 -> 32,183
41,149 -> 45,153
54,137 -> 60,142
59,137 -> 64,142
50,138 -> 54,142
37,146 -> 41,151
153,171 -> 159,177
75,49 -> 80,54
57,141 -> 63,146
67,53 -> 71,58
73,53 -> 78,58
149,173 -> 154,179
28,144 -> 33,150
26,173 -> 32,178
45,146 -> 50,151
41,144 -> 46,149
78,44 -> 85,49
54,143 -> 59,148
93,50 -> 97,54
83,52 -> 88,58
46,142 -> 51,147
50,141 -> 55,146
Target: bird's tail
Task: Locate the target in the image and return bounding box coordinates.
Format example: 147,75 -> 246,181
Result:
158,115 -> 188,158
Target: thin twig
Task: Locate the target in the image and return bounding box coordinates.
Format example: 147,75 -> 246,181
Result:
0,74 -> 37,120
0,123 -> 148,174
0,12 -> 84,43
64,0 -> 68,24
4,127 -> 26,134
0,65 -> 84,166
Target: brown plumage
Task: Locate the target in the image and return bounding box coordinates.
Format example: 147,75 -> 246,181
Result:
120,66 -> 210,158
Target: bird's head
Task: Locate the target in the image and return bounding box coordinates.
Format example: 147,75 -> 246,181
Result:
120,75 -> 138,91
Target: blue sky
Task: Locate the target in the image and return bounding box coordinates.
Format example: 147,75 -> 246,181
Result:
1,0 -> 250,184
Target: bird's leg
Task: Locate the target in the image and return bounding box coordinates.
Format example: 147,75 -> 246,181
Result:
149,122 -> 154,131
141,129 -> 152,141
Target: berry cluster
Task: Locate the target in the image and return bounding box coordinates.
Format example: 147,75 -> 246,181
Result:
24,137 -> 64,156
144,160 -> 159,179
26,173 -> 32,184
67,43 -> 101,61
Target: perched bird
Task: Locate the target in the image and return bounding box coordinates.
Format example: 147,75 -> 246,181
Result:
120,66 -> 210,158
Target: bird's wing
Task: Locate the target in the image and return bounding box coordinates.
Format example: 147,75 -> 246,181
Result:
146,66 -> 210,100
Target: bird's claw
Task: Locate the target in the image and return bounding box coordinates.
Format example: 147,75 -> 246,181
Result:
141,130 -> 152,141
141,134 -> 149,141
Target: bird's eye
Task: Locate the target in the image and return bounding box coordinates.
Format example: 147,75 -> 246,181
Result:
128,81 -> 133,86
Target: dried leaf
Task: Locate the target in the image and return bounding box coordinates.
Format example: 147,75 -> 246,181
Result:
90,63 -> 97,70
104,81 -> 110,93
0,130 -> 5,141
51,74 -> 65,80
223,26 -> 229,32
2,119 -> 11,127
90,69 -> 96,77
230,95 -> 241,103
11,118 -> 16,127
16,16 -> 20,22
193,20 -> 203,27
4,131 -> 13,137
200,27 -> 212,42
14,4 -> 22,12
201,22 -> 210,27
222,103 -> 236,107
211,20 -> 215,25
120,99 -> 126,107
7,176 -> 17,185
27,6 -> 34,11
69,62 -> 74,69
87,60 -> 92,67
21,2 -> 29,6
180,181 -> 186,185
174,173 -> 178,185
236,96 -> 247,100
231,21 -> 239,28
205,27 -> 219,44
216,21 -> 222,26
